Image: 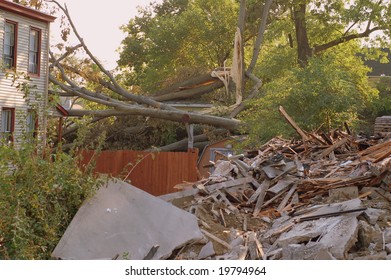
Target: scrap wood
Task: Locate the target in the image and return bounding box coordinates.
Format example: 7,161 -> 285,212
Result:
358,140 -> 391,156
278,106 -> 309,142
252,180 -> 271,217
200,229 -> 233,250
357,191 -> 372,199
374,189 -> 391,203
269,178 -> 296,194
246,232 -> 265,260
247,179 -> 270,204
143,245 -> 160,260
296,207 -> 367,222
372,148 -> 391,163
277,184 -> 297,213
315,137 -> 349,160
308,133 -> 328,146
261,187 -> 291,209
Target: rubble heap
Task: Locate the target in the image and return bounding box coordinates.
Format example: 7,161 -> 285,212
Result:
161,108 -> 391,260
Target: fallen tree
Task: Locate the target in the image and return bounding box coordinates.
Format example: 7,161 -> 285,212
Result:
45,0 -> 274,149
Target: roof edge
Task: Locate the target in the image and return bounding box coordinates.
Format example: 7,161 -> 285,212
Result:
0,0 -> 56,23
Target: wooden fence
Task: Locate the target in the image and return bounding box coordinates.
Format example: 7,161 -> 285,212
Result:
79,149 -> 199,196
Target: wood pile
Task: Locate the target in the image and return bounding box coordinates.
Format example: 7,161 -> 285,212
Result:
160,107 -> 391,260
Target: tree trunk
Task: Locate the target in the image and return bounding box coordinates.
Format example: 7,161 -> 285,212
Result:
293,3 -> 312,67
67,109 -> 241,131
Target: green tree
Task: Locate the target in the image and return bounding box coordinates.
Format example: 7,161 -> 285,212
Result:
241,41 -> 378,146
118,0 -> 239,93
284,0 -> 391,66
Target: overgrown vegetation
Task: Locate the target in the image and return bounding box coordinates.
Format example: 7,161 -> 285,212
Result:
240,42 -> 380,146
0,142 -> 102,259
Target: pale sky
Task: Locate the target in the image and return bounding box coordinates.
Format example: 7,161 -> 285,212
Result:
50,0 -> 159,70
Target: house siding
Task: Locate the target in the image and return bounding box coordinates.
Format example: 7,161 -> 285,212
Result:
0,9 -> 50,144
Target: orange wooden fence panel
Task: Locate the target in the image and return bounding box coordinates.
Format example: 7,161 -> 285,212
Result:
79,149 -> 198,196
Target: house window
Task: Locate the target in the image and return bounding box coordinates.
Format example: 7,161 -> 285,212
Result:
1,108 -> 15,143
26,110 -> 38,138
28,28 -> 41,75
3,21 -> 17,70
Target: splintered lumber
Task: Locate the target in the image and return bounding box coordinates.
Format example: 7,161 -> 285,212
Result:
279,106 -> 309,141
200,229 -> 233,250
269,178 -> 296,194
261,188 -> 290,209
359,140 -> 391,157
277,184 -> 297,213
247,179 -> 270,204
159,176 -> 253,202
253,180 -> 271,217
315,137 -> 348,160
298,175 -> 373,199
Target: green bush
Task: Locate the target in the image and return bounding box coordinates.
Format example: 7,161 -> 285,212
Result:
0,143 -> 101,259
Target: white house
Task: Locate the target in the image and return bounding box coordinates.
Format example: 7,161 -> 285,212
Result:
0,0 -> 55,145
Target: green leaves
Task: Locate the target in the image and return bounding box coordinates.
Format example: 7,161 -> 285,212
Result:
118,0 -> 238,93
0,144 -> 100,259
240,41 -> 378,146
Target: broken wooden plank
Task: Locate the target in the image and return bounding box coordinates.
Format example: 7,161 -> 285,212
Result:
277,184 -> 297,213
200,229 -> 233,250
270,163 -> 297,184
279,106 -> 309,141
252,180 -> 271,217
159,176 -> 254,202
262,165 -> 283,179
315,137 -> 348,160
358,140 -> 391,156
268,178 -> 296,194
247,179 -> 269,204
261,187 -> 290,209
143,245 -> 160,260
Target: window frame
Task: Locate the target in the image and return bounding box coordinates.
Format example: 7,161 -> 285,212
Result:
3,20 -> 18,71
28,27 -> 41,76
26,109 -> 38,139
1,107 -> 15,143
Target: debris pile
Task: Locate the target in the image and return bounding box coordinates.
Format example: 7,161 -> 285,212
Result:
161,108 -> 391,260
52,107 -> 391,260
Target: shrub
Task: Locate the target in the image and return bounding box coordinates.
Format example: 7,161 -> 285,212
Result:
0,143 -> 102,259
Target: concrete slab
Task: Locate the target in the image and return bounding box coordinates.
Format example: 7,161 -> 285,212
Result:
318,215 -> 359,259
277,218 -> 331,247
278,214 -> 360,259
52,180 -> 203,260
